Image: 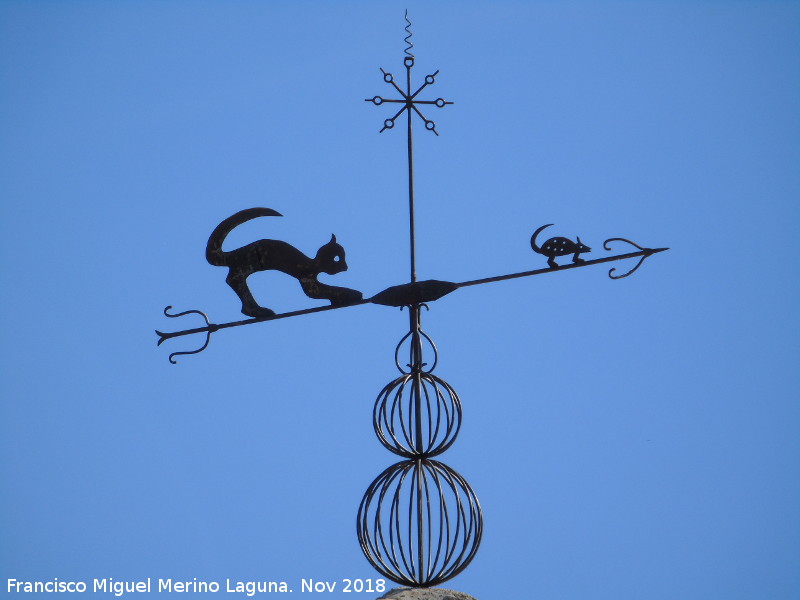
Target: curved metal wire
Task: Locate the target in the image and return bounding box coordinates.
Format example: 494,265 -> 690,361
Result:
394,324 -> 438,374
374,372 -> 462,458
158,306 -> 213,364
403,10 -> 414,58
357,459 -> 482,588
603,237 -> 649,280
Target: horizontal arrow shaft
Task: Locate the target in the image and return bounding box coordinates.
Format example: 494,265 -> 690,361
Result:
156,246 -> 668,346
156,299 -> 371,344
456,247 -> 669,289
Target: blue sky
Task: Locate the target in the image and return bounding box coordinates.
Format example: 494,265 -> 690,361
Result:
1,2 -> 798,599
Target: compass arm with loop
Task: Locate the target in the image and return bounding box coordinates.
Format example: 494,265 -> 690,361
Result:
155,239 -> 668,362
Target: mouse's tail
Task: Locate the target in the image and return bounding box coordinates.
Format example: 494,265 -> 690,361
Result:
530,223 -> 553,254
205,207 -> 282,266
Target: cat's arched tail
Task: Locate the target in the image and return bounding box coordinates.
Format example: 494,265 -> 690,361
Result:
206,207 -> 282,266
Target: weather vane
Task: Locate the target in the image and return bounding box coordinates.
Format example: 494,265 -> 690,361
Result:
156,12 -> 668,590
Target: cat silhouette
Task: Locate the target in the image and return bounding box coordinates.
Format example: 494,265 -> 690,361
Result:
206,207 -> 363,317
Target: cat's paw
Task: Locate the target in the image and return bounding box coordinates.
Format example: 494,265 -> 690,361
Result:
242,305 -> 276,318
330,288 -> 363,305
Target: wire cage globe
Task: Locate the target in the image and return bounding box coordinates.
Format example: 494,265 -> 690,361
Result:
373,371 -> 462,458
357,458 -> 483,588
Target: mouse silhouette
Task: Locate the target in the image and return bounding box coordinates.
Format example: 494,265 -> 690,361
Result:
530,224 -> 591,268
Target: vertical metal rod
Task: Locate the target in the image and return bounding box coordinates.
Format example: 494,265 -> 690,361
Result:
406,57 -> 417,284
403,50 -> 423,584
406,56 -> 424,578
409,305 -> 424,453
415,457 -> 425,583
409,303 -> 425,581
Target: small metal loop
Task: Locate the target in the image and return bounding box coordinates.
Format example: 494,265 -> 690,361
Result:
399,303 -> 428,312
435,98 -> 446,108
425,120 -> 436,131
168,331 -> 212,364
369,96 -> 384,105
404,56 -> 414,68
609,255 -> 648,280
604,237 -> 645,252
393,326 -> 439,374
425,73 -> 436,85
394,330 -> 413,373
163,305 -> 210,321
384,118 -> 395,129
419,329 -> 439,373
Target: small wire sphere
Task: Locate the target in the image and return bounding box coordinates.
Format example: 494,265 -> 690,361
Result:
357,458 -> 483,588
374,372 -> 462,458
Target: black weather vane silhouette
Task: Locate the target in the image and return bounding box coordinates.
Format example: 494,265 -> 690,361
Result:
156,12 -> 668,589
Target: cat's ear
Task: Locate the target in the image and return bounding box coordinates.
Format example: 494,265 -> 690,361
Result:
577,236 -> 582,244
330,234 -> 337,244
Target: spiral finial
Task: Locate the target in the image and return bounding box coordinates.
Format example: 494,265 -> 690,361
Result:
403,10 -> 414,57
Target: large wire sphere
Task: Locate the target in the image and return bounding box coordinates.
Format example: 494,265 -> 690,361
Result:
357,459 -> 483,588
374,373 -> 462,458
